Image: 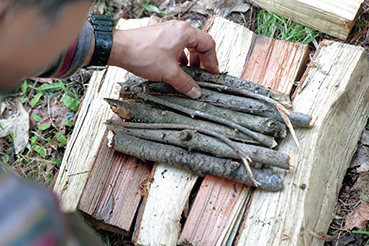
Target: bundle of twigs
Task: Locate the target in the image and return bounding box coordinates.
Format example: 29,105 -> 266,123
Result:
104,66 -> 312,191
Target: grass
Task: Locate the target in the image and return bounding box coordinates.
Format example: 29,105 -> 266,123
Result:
255,9 -> 320,44
353,231 -> 369,246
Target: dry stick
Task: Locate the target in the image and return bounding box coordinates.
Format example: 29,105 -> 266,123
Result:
105,124 -> 290,169
105,120 -> 262,186
109,131 -> 283,191
122,74 -> 292,109
105,99 -> 258,144
197,82 -> 302,148
121,79 -> 288,138
180,66 -> 270,96
155,95 -> 287,138
199,88 -> 312,127
120,80 -> 310,128
138,93 -> 277,148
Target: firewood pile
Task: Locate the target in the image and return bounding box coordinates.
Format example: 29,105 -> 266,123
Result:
104,66 -> 312,191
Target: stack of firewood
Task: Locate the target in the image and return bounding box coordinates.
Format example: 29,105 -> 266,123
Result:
105,66 -> 312,191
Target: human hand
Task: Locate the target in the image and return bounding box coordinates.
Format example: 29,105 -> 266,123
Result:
108,20 -> 219,99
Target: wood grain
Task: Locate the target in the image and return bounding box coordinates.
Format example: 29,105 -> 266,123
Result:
242,35 -> 309,94
237,40 -> 369,246
78,131 -> 152,235
53,18 -> 153,212
178,175 -> 246,245
249,0 -> 364,40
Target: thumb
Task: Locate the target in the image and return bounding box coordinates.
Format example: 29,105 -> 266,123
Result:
165,67 -> 202,99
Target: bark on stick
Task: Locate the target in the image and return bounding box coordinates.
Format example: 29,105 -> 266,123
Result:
180,66 -> 270,96
109,131 -> 283,191
104,98 -> 258,143
120,79 -> 310,128
138,93 -> 276,148
155,95 -> 287,138
199,88 -> 312,127
105,122 -> 290,169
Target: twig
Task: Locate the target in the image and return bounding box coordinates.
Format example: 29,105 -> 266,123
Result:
25,78 -> 39,107
138,93 -> 276,148
197,81 -> 281,108
276,104 -> 300,149
106,127 -> 290,169
47,96 -> 58,130
179,0 -> 198,16
105,120 -> 260,186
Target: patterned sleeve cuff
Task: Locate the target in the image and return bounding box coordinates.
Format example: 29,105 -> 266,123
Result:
37,20 -> 93,79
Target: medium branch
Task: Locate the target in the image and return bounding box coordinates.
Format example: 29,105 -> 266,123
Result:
119,79 -> 310,128
104,98 -> 258,144
154,95 -> 287,138
138,93 -> 277,148
105,121 -> 290,169
109,131 -> 283,191
180,66 -> 270,96
199,88 -> 312,128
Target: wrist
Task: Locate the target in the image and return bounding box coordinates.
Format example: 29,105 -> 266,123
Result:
108,29 -> 127,68
86,14 -> 114,68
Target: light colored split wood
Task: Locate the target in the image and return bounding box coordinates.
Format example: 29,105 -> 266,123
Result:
176,17 -> 309,246
237,40 -> 369,246
53,18 -> 153,212
249,0 -> 364,40
78,131 -> 151,235
241,35 -> 309,94
132,163 -> 198,246
178,175 -> 246,246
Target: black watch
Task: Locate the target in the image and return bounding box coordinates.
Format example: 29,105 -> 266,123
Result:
87,14 -> 114,69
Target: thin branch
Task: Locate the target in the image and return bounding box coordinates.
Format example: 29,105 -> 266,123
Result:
197,81 -> 306,148
138,93 -> 276,148
105,120 -> 260,186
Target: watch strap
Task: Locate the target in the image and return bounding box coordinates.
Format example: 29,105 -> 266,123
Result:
88,14 -> 114,68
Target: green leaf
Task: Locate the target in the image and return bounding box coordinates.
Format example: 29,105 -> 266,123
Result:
32,113 -> 42,122
55,133 -> 67,145
8,130 -> 14,143
361,112 -> 369,117
63,95 -> 80,112
145,4 -> 161,14
20,97 -> 27,103
36,80 -> 64,92
0,122 -> 3,130
30,135 -> 37,148
21,80 -> 28,94
39,123 -> 51,131
52,159 -> 62,166
30,92 -> 44,107
2,153 -> 9,163
33,144 -> 46,158
63,120 -> 74,126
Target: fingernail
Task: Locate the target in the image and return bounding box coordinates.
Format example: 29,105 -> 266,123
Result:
186,86 -> 202,99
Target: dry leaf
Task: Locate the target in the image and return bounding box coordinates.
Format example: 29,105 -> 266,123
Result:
344,202 -> 369,231
30,98 -> 69,131
350,145 -> 369,171
0,99 -> 29,154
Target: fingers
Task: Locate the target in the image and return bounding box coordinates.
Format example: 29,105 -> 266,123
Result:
189,51 -> 200,68
164,66 -> 202,99
179,51 -> 188,66
185,26 -> 219,74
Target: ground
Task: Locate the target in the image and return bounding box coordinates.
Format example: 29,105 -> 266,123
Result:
1,0 -> 369,245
